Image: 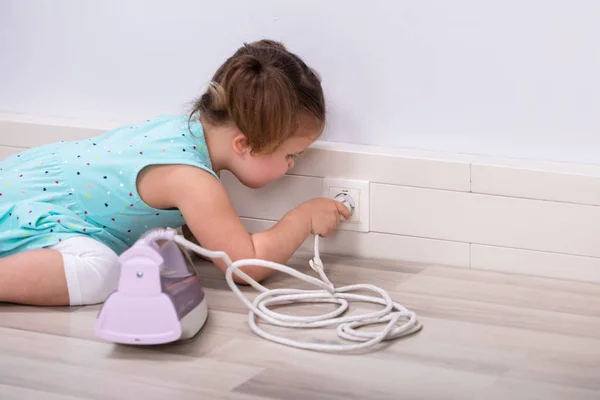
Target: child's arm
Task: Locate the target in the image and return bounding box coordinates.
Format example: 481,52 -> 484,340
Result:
163,166 -> 350,283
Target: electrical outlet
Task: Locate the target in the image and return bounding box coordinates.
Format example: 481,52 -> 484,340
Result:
322,178 -> 370,232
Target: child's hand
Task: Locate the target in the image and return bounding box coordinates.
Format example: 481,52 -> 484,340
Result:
298,198 -> 352,237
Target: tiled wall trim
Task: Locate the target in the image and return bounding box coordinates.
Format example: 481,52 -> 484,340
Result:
2,116 -> 600,282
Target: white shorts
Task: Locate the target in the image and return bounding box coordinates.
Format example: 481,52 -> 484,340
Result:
51,236 -> 121,306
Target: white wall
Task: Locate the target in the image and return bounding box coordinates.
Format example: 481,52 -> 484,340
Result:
1,0 -> 598,164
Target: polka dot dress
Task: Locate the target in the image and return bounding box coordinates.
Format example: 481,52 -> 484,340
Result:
0,115 -> 218,257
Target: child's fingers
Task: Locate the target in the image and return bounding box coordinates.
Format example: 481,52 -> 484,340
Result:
335,200 -> 352,220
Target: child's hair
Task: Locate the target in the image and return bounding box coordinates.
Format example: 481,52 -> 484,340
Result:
190,39 -> 325,154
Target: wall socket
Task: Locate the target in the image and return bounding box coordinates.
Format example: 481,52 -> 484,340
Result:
322,177 -> 370,232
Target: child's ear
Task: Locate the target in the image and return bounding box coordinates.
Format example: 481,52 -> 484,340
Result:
232,133 -> 251,156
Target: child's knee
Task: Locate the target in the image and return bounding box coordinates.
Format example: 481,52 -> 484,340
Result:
54,236 -> 121,306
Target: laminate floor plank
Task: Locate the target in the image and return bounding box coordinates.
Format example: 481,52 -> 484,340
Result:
2,252 -> 599,399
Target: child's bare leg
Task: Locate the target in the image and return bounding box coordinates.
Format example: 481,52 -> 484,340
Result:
0,249 -> 70,306
0,236 -> 121,307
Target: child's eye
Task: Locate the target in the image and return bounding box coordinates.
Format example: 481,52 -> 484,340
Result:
287,151 -> 303,160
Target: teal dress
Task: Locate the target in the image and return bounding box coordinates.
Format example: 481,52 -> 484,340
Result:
0,115 -> 218,257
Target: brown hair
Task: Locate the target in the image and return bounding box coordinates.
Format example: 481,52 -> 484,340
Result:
189,39 -> 325,154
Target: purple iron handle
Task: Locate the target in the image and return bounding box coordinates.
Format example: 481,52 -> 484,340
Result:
94,236 -> 204,344
158,240 -> 193,278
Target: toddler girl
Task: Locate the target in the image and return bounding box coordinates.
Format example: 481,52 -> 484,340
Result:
0,40 -> 350,307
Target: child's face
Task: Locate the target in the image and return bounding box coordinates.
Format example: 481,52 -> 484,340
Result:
233,133 -> 317,189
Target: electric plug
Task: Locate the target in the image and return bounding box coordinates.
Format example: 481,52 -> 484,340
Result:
334,192 -> 355,219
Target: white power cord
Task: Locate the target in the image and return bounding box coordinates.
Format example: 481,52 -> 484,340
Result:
140,228 -> 422,352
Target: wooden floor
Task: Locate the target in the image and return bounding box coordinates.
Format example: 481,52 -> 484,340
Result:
2,250 -> 600,400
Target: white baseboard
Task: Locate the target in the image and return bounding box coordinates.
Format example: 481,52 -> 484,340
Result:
2,115 -> 600,283
239,216 -> 471,268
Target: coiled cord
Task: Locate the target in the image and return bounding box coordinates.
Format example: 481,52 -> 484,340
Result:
140,228 -> 422,352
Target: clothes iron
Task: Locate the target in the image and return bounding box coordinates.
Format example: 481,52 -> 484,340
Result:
94,234 -> 208,345
95,227 -> 422,352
